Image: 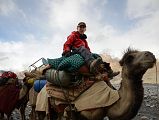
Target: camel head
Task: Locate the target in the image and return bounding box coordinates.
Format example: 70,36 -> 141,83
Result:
23,76 -> 34,89
119,48 -> 156,77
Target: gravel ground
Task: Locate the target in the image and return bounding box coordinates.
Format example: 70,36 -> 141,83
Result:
9,83 -> 159,120
133,84 -> 159,120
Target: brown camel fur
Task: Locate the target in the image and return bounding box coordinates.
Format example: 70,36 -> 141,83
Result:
75,49 -> 156,120
0,77 -> 32,120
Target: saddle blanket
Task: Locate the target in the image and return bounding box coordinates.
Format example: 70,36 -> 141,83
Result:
46,80 -> 119,112
46,78 -> 95,101
35,85 -> 49,113
73,81 -> 119,111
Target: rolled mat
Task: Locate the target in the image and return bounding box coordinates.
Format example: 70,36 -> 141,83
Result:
45,69 -> 72,87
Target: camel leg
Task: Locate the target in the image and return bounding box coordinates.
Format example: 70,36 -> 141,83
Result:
36,111 -> 46,120
6,114 -> 11,120
19,103 -> 27,120
29,106 -> 36,120
48,98 -> 58,120
0,113 -> 5,120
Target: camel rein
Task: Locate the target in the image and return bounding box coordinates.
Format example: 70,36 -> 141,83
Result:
155,64 -> 159,101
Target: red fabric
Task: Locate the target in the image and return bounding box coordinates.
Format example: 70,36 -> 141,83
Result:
78,65 -> 89,74
63,31 -> 90,52
1,71 -> 17,79
0,84 -> 20,115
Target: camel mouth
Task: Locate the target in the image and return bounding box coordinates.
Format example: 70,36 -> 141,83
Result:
148,62 -> 155,68
144,53 -> 156,68
143,61 -> 156,69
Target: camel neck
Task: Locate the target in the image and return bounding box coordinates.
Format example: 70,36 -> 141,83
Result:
106,67 -> 144,119
19,84 -> 29,100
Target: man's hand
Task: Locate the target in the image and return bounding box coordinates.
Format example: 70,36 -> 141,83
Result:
62,51 -> 71,57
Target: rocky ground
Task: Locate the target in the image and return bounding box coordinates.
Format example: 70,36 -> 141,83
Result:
105,83 -> 159,120
133,84 -> 159,120
8,83 -> 159,120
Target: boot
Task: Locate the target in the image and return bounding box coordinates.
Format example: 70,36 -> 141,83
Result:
88,57 -> 103,74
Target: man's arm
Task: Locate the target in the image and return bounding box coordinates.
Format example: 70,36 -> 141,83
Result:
63,34 -> 75,52
62,34 -> 75,56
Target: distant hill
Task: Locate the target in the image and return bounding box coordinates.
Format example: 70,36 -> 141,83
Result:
100,53 -> 121,71
143,61 -> 159,84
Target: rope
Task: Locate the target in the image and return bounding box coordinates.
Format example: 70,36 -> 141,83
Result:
155,64 -> 159,102
55,70 -> 74,120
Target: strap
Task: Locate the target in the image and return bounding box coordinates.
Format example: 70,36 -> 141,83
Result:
55,70 -> 74,119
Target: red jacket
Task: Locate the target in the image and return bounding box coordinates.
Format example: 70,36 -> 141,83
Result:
63,31 -> 90,52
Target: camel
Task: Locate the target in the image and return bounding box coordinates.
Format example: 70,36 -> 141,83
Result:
0,77 -> 32,120
72,49 -> 156,120
45,49 -> 156,120
27,49 -> 156,120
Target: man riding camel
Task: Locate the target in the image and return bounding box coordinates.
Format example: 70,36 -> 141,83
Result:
40,22 -> 119,80
62,22 -> 119,78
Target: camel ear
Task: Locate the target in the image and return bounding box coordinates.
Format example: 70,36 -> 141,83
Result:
120,54 -> 134,66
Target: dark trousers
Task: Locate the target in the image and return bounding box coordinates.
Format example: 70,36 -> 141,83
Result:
72,46 -> 94,63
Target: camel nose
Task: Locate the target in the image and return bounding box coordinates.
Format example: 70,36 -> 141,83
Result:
144,51 -> 156,63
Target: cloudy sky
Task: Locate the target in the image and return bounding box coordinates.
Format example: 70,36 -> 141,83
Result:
0,0 -> 159,71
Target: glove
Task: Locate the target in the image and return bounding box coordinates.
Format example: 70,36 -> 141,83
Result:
62,51 -> 71,57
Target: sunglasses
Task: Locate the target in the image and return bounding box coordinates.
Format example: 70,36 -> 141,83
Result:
78,25 -> 86,28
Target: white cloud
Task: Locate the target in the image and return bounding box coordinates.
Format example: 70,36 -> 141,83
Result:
0,0 -> 17,16
0,34 -> 63,71
88,0 -> 159,58
0,0 -> 159,72
41,0 -> 108,31
127,0 -> 159,19
40,0 -> 117,53
122,0 -> 159,57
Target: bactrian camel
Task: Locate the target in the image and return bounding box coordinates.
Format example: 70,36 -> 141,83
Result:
0,77 -> 32,120
75,49 -> 156,120
31,49 -> 156,120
